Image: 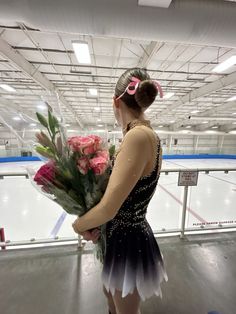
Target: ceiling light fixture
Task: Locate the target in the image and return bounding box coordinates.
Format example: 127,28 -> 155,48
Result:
226,95 -> 236,102
37,104 -> 47,110
212,55 -> 236,73
0,84 -> 16,92
138,0 -> 173,8
13,116 -> 21,121
191,110 -> 200,114
72,41 -> 91,64
88,88 -> 98,96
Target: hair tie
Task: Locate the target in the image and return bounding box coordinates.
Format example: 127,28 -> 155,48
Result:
115,77 -> 163,100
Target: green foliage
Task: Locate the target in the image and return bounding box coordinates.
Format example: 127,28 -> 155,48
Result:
35,145 -> 55,159
48,110 -> 56,136
109,144 -> 116,158
36,112 -> 48,128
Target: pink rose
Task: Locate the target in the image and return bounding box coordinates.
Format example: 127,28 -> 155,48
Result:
77,157 -> 89,175
89,156 -> 108,175
68,135 -> 102,155
34,161 -> 55,186
96,150 -> 109,161
87,135 -> 103,151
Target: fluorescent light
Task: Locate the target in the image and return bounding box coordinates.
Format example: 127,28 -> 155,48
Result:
206,130 -> 218,134
226,95 -> 236,102
202,121 -> 208,124
65,124 -> 70,127
98,124 -> 104,127
170,120 -> 175,123
88,88 -> 98,96
0,84 -> 16,92
212,126 -> 218,129
232,113 -> 236,115
191,110 -> 200,114
233,122 -> 236,124
158,125 -> 163,128
163,92 -> 175,99
94,107 -> 100,111
72,41 -> 91,64
138,0 -> 173,8
97,118 -> 102,122
37,104 -> 47,110
30,123 -> 37,126
186,126 -> 191,128
212,55 -> 236,73
13,116 -> 21,121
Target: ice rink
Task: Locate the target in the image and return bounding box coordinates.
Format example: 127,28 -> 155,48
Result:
1,158 -> 236,244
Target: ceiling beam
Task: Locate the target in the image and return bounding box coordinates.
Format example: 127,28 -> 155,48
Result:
170,100 -> 236,130
197,121 -> 218,131
219,123 -> 236,133
158,70 -> 236,119
0,36 -> 83,128
138,41 -> 162,68
197,100 -> 236,117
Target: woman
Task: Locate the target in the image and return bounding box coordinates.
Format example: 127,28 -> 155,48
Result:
72,68 -> 168,314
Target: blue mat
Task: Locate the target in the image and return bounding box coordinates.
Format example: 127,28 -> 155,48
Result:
0,154 -> 236,163
0,156 -> 41,163
163,154 -> 236,159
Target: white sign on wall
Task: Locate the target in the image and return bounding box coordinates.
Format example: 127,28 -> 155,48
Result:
178,171 -> 198,186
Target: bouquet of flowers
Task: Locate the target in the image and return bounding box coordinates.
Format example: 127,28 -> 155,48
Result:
28,109 -> 115,263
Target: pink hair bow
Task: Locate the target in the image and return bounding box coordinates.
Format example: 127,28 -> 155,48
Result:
116,76 -> 163,100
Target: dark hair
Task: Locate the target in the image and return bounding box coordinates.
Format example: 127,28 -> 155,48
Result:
115,68 -> 158,113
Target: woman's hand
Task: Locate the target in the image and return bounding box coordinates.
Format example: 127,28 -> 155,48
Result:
72,218 -> 101,243
80,229 -> 101,244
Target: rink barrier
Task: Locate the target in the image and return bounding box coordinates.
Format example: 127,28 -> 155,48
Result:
1,167 -> 236,250
1,224 -> 236,249
0,154 -> 236,163
0,228 -> 6,249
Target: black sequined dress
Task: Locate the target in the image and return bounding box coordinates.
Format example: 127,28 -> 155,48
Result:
101,121 -> 168,301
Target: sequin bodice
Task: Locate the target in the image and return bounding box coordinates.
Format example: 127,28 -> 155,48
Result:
107,122 -> 162,238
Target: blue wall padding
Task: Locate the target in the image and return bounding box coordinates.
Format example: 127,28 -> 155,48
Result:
0,156 -> 41,163
163,154 -> 236,159
0,155 -> 236,163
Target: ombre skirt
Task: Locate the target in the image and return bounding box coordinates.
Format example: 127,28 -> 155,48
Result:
101,219 -> 168,301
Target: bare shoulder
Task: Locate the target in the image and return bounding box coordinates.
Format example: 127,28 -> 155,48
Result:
123,126 -> 150,147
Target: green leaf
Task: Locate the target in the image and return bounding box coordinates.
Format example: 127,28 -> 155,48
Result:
109,144 -> 116,158
36,112 -> 48,128
35,145 -> 55,158
53,115 -> 59,128
48,110 -> 55,135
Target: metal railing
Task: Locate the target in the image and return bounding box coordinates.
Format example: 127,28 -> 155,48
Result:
1,167 -> 236,249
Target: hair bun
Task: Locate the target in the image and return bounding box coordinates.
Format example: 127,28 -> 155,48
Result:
134,80 -> 158,108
